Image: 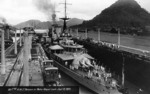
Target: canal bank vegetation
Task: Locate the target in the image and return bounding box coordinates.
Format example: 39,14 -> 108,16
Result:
71,0 -> 150,36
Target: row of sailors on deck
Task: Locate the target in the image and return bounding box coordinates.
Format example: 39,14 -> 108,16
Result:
87,69 -> 112,80
97,41 -> 120,49
60,39 -> 75,45
66,59 -> 117,87
69,62 -> 117,88
66,60 -> 105,72
89,39 -> 119,49
97,41 -> 150,56
87,70 -> 117,88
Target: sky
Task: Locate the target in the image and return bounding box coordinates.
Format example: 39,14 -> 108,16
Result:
0,0 -> 150,25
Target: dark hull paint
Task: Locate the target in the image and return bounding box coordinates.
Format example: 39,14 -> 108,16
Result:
47,53 -> 121,94
73,38 -> 150,93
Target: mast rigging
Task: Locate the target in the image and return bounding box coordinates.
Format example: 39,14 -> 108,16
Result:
60,0 -> 71,32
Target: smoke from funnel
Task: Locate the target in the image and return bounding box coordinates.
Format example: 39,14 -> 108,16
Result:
0,15 -> 7,24
33,0 -> 56,21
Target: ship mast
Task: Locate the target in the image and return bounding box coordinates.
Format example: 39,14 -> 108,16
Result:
51,4 -> 60,39
60,0 -> 71,32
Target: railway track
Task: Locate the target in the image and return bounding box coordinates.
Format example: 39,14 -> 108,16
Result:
4,62 -> 23,86
3,48 -> 24,86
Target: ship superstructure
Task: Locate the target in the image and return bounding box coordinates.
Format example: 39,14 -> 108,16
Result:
42,0 -> 123,94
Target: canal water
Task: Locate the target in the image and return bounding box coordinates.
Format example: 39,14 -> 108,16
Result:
59,71 -> 94,94
72,31 -> 150,51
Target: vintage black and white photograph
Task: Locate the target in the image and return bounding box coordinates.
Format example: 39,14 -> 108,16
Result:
0,0 -> 150,94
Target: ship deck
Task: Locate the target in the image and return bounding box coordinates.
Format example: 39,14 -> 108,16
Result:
73,68 -> 106,86
29,43 -> 44,86
29,60 -> 43,86
54,52 -> 94,61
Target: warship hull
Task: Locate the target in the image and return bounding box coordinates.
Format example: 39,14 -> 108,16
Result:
48,53 -> 121,94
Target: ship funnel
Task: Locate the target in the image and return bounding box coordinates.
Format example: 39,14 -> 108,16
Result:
52,13 -> 56,25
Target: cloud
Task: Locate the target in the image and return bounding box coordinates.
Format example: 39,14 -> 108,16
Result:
0,0 -> 47,25
33,0 -> 57,21
0,0 -> 150,25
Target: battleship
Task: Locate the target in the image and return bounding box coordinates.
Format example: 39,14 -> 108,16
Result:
41,0 -> 126,94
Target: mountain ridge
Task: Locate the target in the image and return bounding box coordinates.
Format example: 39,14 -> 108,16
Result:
14,18 -> 84,29
76,0 -> 150,35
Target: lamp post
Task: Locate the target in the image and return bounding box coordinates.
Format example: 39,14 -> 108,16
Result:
7,28 -> 9,40
98,28 -> 100,42
14,30 -> 17,54
122,53 -> 125,87
0,17 -> 7,75
76,28 -> 78,37
20,28 -> 22,46
118,28 -> 120,48
85,28 -> 87,39
0,28 -> 5,74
